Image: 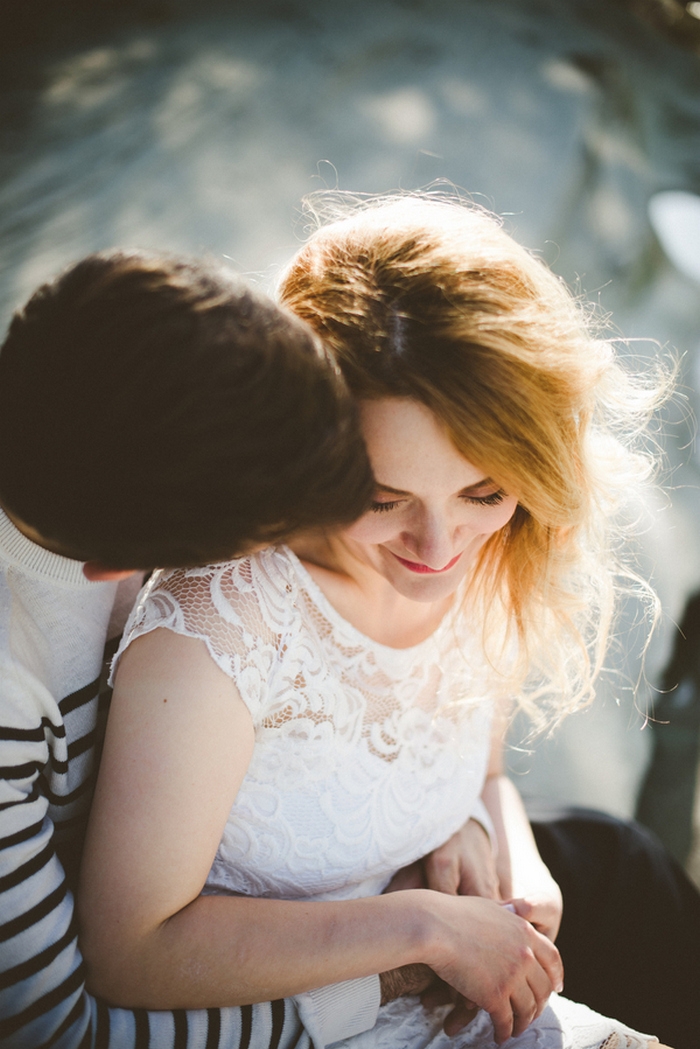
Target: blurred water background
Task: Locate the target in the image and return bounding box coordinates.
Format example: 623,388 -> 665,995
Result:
2,0 -> 700,881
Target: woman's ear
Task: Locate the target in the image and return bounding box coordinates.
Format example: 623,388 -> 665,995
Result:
82,561 -> 138,582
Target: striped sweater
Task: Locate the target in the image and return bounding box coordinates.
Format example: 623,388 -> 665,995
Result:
0,512 -> 379,1049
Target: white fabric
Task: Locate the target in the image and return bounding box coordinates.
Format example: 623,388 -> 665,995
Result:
115,546 -> 654,1049
115,547 -> 493,904
295,976 -> 381,1049
332,994 -> 654,1049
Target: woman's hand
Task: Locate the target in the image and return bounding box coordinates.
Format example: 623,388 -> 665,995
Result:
507,868 -> 563,943
383,819 -> 505,1035
424,818 -> 500,899
421,891 -> 563,1045
388,809 -> 562,1032
383,818 -> 500,900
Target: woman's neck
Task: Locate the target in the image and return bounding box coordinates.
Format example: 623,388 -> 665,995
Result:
289,532 -> 456,649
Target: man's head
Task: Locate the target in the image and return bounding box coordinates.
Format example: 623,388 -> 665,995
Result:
0,249 -> 373,569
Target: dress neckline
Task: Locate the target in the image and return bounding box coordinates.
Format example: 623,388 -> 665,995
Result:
280,544 -> 460,657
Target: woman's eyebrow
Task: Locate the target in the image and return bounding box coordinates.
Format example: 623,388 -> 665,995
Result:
375,482 -> 411,496
459,477 -> 497,494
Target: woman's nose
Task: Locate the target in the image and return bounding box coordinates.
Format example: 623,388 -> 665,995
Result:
402,514 -> 457,569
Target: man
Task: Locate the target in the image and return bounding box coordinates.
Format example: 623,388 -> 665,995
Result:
0,249 -> 383,1048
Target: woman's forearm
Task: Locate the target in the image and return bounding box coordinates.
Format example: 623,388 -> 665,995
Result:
82,877 -> 562,1049
480,773 -> 563,940
481,773 -> 543,898
82,889 -> 431,1009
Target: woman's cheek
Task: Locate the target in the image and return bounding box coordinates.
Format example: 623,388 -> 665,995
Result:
343,513 -> 398,544
484,497 -> 519,534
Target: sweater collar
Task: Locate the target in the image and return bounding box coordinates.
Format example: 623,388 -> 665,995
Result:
0,508 -> 94,586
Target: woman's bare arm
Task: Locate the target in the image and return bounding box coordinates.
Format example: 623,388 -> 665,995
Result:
481,703 -> 563,941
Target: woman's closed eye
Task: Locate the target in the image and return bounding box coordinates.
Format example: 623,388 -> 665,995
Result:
370,489 -> 506,513
460,489 -> 506,507
370,499 -> 405,513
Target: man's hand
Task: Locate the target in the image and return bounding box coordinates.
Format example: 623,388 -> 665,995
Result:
379,964 -> 437,1004
420,981 -> 479,1036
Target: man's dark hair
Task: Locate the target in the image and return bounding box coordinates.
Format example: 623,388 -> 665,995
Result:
0,249 -> 373,568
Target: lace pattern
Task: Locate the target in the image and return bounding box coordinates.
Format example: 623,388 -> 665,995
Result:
331,995 -> 655,1049
113,546 -> 493,901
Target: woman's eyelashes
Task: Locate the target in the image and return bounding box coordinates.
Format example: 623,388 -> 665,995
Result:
370,499 -> 403,513
370,489 -> 506,513
461,489 -> 506,507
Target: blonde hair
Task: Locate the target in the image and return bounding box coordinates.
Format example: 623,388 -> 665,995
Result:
279,191 -> 669,731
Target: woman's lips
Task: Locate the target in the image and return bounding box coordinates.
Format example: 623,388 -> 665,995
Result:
391,552 -> 462,574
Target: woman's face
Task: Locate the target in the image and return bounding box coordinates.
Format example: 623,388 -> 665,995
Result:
341,398 -> 518,603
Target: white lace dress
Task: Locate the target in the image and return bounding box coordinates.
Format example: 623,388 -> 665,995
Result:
114,546 -> 654,1049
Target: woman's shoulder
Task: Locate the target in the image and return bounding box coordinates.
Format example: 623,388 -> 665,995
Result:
111,547 -> 306,713
146,546 -> 302,634
155,545 -> 297,593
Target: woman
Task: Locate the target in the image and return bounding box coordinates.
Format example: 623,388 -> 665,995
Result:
79,196 -> 675,1049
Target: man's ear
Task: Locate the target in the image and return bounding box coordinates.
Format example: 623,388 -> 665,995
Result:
82,561 -> 139,582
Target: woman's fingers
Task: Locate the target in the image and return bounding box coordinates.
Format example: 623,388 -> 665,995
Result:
505,937 -> 560,1040
424,846 -> 460,895
427,894 -> 563,1044
382,860 -> 426,893
485,947 -> 554,1043
424,820 -> 501,899
488,1000 -> 516,1045
532,926 -> 564,994
507,884 -> 563,942
528,948 -> 559,1012
509,983 -> 542,1038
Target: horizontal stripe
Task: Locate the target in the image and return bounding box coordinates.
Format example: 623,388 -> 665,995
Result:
0,880 -> 67,943
134,1007 -> 150,1049
66,729 -> 96,763
173,1008 -> 188,1049
0,919 -> 76,989
59,679 -> 100,718
0,839 -> 54,893
0,815 -> 44,851
0,760 -> 42,779
44,774 -> 94,808
0,782 -> 40,812
0,720 -> 65,743
40,990 -> 88,1049
0,960 -> 84,1038
206,1007 -> 220,1049
95,996 -> 110,1047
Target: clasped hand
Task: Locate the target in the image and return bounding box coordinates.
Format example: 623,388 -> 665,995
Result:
381,819 -> 564,1044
